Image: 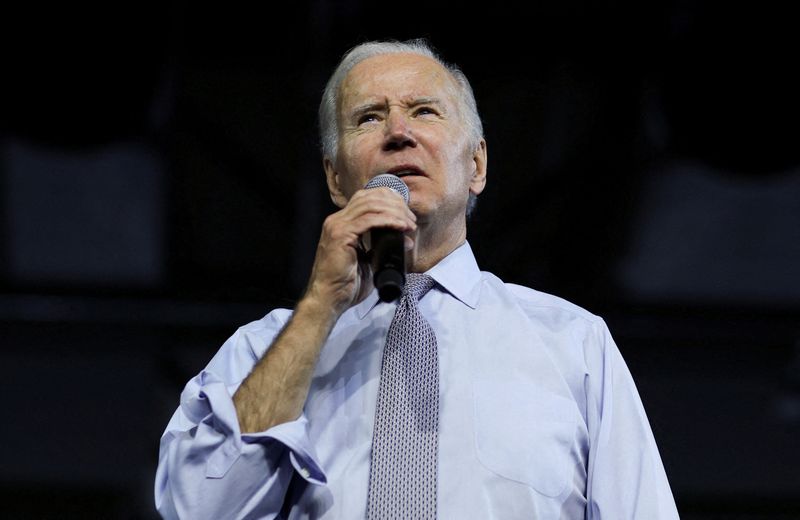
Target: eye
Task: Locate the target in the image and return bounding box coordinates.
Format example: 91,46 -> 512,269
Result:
357,113 -> 381,125
413,106 -> 439,118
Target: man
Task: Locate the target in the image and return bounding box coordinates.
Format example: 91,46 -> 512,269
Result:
155,39 -> 679,519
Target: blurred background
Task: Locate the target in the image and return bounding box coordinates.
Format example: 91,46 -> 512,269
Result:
2,0 -> 799,518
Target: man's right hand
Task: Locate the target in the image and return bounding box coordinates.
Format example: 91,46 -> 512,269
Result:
303,186 -> 417,320
232,185 -> 415,433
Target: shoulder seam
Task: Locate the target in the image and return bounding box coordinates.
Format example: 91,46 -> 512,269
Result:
501,281 -> 603,325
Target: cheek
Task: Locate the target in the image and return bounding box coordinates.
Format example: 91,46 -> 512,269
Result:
446,140 -> 477,180
341,133 -> 374,163
336,152 -> 371,194
447,146 -> 479,194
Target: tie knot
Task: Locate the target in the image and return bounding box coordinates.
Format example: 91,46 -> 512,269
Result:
404,273 -> 436,302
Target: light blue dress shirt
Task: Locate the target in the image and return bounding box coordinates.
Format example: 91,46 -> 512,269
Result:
155,242 -> 679,519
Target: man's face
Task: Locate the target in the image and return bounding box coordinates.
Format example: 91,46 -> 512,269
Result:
324,53 -> 487,228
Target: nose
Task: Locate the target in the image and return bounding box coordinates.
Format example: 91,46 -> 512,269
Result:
382,111 -> 417,151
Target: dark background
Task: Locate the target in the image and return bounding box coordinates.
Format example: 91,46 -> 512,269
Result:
3,1 -> 799,518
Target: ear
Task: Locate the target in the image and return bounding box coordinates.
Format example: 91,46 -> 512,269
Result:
324,157 -> 349,208
468,138 -> 488,196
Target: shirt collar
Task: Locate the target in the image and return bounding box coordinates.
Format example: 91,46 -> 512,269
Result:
355,241 -> 482,319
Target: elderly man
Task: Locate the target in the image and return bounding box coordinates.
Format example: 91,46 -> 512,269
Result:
155,39 -> 679,519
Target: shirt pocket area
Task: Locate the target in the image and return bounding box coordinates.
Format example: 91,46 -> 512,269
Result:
472,379 -> 578,498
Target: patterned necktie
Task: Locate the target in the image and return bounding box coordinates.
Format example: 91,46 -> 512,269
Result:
367,273 -> 439,519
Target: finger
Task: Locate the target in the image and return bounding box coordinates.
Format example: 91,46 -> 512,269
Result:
348,188 -> 416,221
340,212 -> 416,239
342,199 -> 416,231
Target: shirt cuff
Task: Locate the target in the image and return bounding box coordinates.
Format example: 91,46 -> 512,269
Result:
244,419 -> 327,485
180,370 -> 327,484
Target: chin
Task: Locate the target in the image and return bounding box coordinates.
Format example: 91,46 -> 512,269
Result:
409,201 -> 439,223
408,201 -> 428,218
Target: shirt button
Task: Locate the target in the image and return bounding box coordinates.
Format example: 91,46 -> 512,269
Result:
299,467 -> 310,478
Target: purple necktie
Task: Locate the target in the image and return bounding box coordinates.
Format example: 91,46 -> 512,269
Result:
367,273 -> 439,519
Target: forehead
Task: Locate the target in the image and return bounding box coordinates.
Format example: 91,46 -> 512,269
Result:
339,53 -> 459,110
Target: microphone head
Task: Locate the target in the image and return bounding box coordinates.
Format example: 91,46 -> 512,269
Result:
364,173 -> 410,204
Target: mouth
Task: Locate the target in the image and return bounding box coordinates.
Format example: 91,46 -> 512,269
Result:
386,165 -> 425,179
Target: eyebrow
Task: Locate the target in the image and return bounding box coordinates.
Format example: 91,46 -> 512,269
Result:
349,97 -> 446,119
408,97 -> 444,108
350,102 -> 386,121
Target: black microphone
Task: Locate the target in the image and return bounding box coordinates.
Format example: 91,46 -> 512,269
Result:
363,173 -> 410,302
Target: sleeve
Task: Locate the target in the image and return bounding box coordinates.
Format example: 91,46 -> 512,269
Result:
154,311 -> 327,520
584,320 -> 680,519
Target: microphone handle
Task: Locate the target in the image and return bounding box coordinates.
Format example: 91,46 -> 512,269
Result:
371,227 -> 405,302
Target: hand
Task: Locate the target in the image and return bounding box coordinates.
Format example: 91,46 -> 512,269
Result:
304,187 -> 417,318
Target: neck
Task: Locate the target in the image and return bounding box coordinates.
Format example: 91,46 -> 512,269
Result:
408,218 -> 467,273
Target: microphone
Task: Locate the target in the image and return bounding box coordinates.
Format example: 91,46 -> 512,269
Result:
363,173 -> 410,302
